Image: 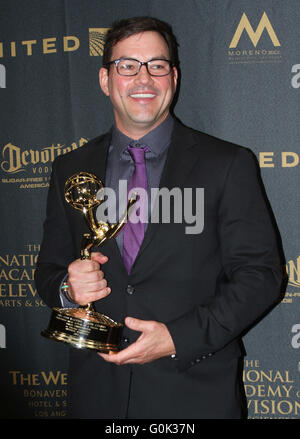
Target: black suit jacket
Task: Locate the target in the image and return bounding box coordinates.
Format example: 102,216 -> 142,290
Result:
35,120 -> 283,419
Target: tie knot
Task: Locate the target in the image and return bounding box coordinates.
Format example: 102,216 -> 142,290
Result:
127,144 -> 148,164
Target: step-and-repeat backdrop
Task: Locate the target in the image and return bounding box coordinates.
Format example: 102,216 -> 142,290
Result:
0,0 -> 299,419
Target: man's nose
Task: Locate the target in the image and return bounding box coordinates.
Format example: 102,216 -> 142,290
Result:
134,64 -> 153,83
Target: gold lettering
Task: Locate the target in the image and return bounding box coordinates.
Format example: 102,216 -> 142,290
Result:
1,143 -> 23,173
40,149 -> 50,164
8,269 -> 20,281
1,139 -> 88,174
244,369 -> 294,383
1,269 -> 35,281
27,244 -> 40,252
44,145 -> 60,162
27,283 -> 37,297
0,270 -> 8,281
282,152 -> 299,168
0,283 -> 35,298
257,385 -> 266,397
246,370 -> 260,382
244,384 -> 255,397
260,399 -> 270,414
286,256 -> 300,287
0,284 -> 6,296
247,399 -> 300,416
282,385 -> 293,398
11,255 -> 21,265
10,42 -> 16,57
9,371 -> 21,385
31,374 -> 40,386
21,150 -> 30,166
244,360 -> 260,368
273,370 -> 293,383
63,36 -> 80,52
259,370 -> 274,382
43,37 -> 57,54
259,152 -> 274,168
17,284 -> 27,297
277,400 -> 293,415
10,370 -> 67,387
0,255 -> 9,265
21,269 -> 35,281
29,149 -> 39,165
21,40 -> 37,56
41,371 -> 68,385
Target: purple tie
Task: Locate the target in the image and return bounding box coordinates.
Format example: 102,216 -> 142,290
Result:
123,145 -> 148,274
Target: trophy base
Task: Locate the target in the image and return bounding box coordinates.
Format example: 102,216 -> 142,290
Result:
41,307 -> 123,353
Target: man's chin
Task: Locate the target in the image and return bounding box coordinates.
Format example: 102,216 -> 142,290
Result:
128,112 -> 167,129
115,111 -> 168,136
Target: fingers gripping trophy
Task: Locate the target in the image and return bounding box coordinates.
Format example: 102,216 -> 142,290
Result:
42,172 -> 136,353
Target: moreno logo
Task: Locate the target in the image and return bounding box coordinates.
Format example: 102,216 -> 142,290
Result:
229,12 -> 280,48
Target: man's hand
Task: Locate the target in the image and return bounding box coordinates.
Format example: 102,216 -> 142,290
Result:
98,317 -> 176,365
66,252 -> 110,305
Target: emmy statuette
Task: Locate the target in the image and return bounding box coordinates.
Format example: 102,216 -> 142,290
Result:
41,172 -> 136,353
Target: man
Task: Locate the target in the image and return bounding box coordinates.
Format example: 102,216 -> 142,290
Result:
35,17 -> 283,419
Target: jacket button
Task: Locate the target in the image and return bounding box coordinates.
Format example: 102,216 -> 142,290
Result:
126,285 -> 135,295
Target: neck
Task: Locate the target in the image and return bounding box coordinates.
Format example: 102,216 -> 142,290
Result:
115,113 -> 169,140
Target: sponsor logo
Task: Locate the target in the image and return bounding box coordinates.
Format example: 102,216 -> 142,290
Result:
283,256 -> 300,304
0,36 -> 80,58
89,28 -> 109,56
291,64 -> 300,89
243,359 -> 300,418
0,244 -> 45,308
0,28 -> 110,60
287,256 -> 300,288
9,369 -> 68,418
228,12 -> 281,64
291,324 -> 300,349
229,12 -> 280,48
0,138 -> 88,189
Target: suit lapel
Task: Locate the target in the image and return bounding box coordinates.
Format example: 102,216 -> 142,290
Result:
81,132 -> 111,184
94,132 -> 128,270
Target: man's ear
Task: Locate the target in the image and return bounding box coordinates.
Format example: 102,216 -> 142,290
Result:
99,67 -> 110,96
172,66 -> 178,91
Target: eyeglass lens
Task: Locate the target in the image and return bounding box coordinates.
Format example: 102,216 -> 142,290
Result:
116,59 -> 171,76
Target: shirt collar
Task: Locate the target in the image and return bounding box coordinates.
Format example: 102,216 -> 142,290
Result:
111,114 -> 174,158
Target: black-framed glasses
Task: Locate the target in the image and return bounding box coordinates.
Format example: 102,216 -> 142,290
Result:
105,58 -> 173,77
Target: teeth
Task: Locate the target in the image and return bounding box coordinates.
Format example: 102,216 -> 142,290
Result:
130,93 -> 155,98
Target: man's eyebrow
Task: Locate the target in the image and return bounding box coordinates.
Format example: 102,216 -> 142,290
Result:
116,55 -> 169,61
147,55 -> 169,61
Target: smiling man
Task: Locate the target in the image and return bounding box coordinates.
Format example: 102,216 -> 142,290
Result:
35,17 -> 283,419
99,31 -> 178,138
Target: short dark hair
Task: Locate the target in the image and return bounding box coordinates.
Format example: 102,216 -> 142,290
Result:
102,16 -> 179,67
